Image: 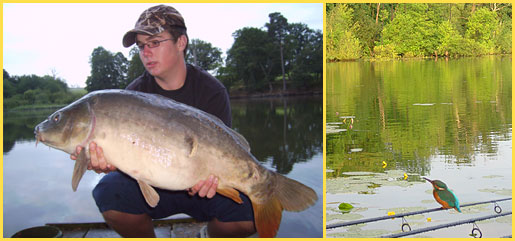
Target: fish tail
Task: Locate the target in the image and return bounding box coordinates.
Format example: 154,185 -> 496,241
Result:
274,174 -> 318,212
252,174 -> 318,237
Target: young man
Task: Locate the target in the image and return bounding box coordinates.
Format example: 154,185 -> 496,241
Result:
71,5 -> 256,238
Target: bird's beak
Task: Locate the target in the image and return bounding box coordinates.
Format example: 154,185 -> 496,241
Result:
423,177 -> 432,182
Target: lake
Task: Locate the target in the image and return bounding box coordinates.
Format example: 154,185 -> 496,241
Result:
326,56 -> 512,238
3,96 -> 323,238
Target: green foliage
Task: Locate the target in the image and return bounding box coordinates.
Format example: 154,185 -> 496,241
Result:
3,69 -> 84,110
327,3 -> 512,60
495,19 -> 512,53
126,47 -> 145,86
285,23 -> 323,89
222,14 -> 322,93
381,4 -> 439,57
437,21 -> 468,56
466,8 -> 497,45
186,39 -> 223,72
373,44 -> 397,59
224,27 -> 276,92
327,4 -> 361,60
86,46 -> 128,92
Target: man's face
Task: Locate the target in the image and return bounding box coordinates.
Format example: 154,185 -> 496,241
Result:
136,31 -> 185,80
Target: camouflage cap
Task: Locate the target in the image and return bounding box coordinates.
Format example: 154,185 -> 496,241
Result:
122,5 -> 186,47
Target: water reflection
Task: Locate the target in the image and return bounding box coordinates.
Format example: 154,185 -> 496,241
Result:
326,56 -> 512,177
4,109 -> 56,153
232,97 -> 323,174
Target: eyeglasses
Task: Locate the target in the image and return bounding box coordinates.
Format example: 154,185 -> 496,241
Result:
136,38 -> 174,51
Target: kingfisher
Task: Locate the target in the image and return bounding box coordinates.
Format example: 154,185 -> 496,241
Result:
423,177 -> 462,213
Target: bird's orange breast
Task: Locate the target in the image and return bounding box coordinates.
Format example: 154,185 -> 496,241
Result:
433,190 -> 452,209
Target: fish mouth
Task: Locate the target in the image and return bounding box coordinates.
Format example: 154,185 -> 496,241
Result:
34,132 -> 44,147
34,127 -> 45,147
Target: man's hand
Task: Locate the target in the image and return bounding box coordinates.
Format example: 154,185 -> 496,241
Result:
70,142 -> 117,174
187,175 -> 218,198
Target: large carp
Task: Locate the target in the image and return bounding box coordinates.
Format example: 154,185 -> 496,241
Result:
34,89 -> 317,238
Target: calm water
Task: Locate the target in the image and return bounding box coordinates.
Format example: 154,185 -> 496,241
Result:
3,96 -> 323,238
326,56 -> 512,238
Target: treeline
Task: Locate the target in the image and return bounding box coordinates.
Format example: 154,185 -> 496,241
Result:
87,12 -> 322,94
327,3 -> 512,61
3,69 -> 84,110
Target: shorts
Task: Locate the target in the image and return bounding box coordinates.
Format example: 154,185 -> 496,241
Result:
92,171 -> 254,222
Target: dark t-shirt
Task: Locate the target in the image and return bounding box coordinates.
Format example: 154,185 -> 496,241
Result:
126,64 -> 232,127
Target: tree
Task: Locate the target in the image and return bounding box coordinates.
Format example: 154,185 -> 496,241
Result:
286,23 -> 323,88
186,39 -> 223,72
381,3 -> 440,56
126,47 -> 145,86
465,7 -> 497,53
86,47 -> 128,92
326,4 -> 361,60
3,69 -> 16,98
225,27 -> 278,92
266,12 -> 289,92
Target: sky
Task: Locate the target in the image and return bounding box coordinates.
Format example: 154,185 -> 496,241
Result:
3,3 -> 323,88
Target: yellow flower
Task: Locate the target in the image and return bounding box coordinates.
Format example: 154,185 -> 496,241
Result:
427,218 -> 432,222
382,161 -> 387,168
388,211 -> 395,216
404,173 -> 408,180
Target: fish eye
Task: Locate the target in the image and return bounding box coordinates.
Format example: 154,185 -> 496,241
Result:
52,113 -> 61,123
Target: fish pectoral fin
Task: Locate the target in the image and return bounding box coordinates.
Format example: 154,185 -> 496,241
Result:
71,147 -> 89,191
137,180 -> 160,208
185,135 -> 198,157
217,187 -> 243,204
252,197 -> 283,238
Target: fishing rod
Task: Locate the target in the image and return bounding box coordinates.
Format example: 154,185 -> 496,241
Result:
380,211 -> 512,238
326,197 -> 511,229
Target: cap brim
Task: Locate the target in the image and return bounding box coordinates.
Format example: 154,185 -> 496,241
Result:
122,29 -> 154,48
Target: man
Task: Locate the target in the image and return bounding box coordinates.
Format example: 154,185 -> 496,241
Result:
71,5 -> 256,238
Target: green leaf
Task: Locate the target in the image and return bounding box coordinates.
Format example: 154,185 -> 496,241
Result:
338,202 -> 354,213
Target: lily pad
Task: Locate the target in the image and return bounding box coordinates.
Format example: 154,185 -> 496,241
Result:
478,188 -> 512,196
350,148 -> 363,152
413,103 -> 435,106
327,170 -> 420,194
495,214 -> 512,224
328,226 -> 390,238
482,175 -> 503,179
338,202 -> 354,213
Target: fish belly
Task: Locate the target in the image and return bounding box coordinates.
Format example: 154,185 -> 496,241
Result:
92,116 -> 209,191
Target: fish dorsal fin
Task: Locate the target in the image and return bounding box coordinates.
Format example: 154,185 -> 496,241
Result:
228,128 -> 251,152
138,180 -> 160,207
217,187 -> 243,204
72,147 -> 89,191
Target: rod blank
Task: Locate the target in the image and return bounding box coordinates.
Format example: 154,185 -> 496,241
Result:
327,198 -> 511,230
380,212 -> 512,238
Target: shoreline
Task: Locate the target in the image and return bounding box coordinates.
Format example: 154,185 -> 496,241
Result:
5,90 -> 322,113
327,53 -> 512,63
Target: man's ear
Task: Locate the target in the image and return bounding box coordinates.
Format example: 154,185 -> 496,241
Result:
177,35 -> 187,52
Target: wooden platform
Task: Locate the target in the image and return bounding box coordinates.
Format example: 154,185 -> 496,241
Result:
45,218 -> 207,238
